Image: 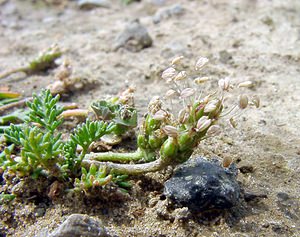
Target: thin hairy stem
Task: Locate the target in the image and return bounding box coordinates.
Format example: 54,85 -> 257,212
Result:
84,148 -> 145,163
82,156 -> 171,175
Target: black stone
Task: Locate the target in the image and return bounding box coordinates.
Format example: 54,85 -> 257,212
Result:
164,157 -> 241,213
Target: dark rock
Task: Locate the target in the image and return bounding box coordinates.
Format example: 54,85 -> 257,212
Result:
153,4 -> 184,24
276,192 -> 299,221
244,192 -> 267,202
49,214 -> 110,237
164,157 -> 241,213
113,19 -> 153,52
239,164 -> 254,174
78,0 -> 111,10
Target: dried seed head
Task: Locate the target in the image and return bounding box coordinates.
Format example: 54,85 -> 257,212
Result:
223,156 -> 232,168
174,71 -> 187,81
171,56 -> 184,66
195,57 -> 209,71
196,116 -> 212,132
180,88 -> 195,99
148,96 -> 162,114
218,77 -> 230,91
229,117 -> 237,128
162,67 -> 177,82
238,81 -> 253,88
194,77 -> 210,84
251,95 -> 260,108
204,99 -> 219,113
153,110 -> 167,120
162,125 -> 179,138
165,89 -> 178,98
206,125 -> 222,136
238,94 -> 249,109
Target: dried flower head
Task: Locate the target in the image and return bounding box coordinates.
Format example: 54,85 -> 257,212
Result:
238,94 -> 249,109
148,96 -> 162,114
195,57 -> 209,71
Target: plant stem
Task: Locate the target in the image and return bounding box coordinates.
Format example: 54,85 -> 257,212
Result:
84,148 -> 144,163
0,67 -> 28,80
0,97 -> 32,114
82,156 -> 171,175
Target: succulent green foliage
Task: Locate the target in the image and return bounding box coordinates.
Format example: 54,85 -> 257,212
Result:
0,45 -> 62,80
0,193 -> 16,205
0,109 -> 28,125
74,164 -> 112,191
0,91 -> 20,99
26,89 -> 63,132
70,120 -> 111,156
1,90 -> 65,177
3,125 -> 63,177
91,99 -> 137,135
27,46 -> 62,73
112,174 -> 132,190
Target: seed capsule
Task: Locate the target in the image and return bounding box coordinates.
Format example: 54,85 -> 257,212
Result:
204,99 -> 219,113
206,125 -> 221,136
178,131 -> 194,151
194,77 -> 210,84
180,88 -> 195,99
238,94 -> 248,109
160,137 -> 178,159
162,125 -> 178,138
165,89 -> 177,98
171,56 -> 184,65
251,95 -> 260,108
153,110 -> 167,120
196,116 -> 211,132
238,81 -> 253,88
229,117 -> 237,128
195,57 -> 209,70
174,71 -> 187,81
218,77 -> 230,91
162,67 -> 176,81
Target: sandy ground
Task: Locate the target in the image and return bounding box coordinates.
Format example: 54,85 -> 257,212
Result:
0,0 -> 300,236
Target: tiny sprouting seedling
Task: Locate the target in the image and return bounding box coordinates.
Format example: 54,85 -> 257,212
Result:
0,56 -> 259,195
0,45 -> 62,80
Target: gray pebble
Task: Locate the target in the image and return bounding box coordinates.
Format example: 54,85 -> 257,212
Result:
113,19 -> 153,52
153,4 -> 184,24
78,0 -> 111,9
49,214 -> 111,237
